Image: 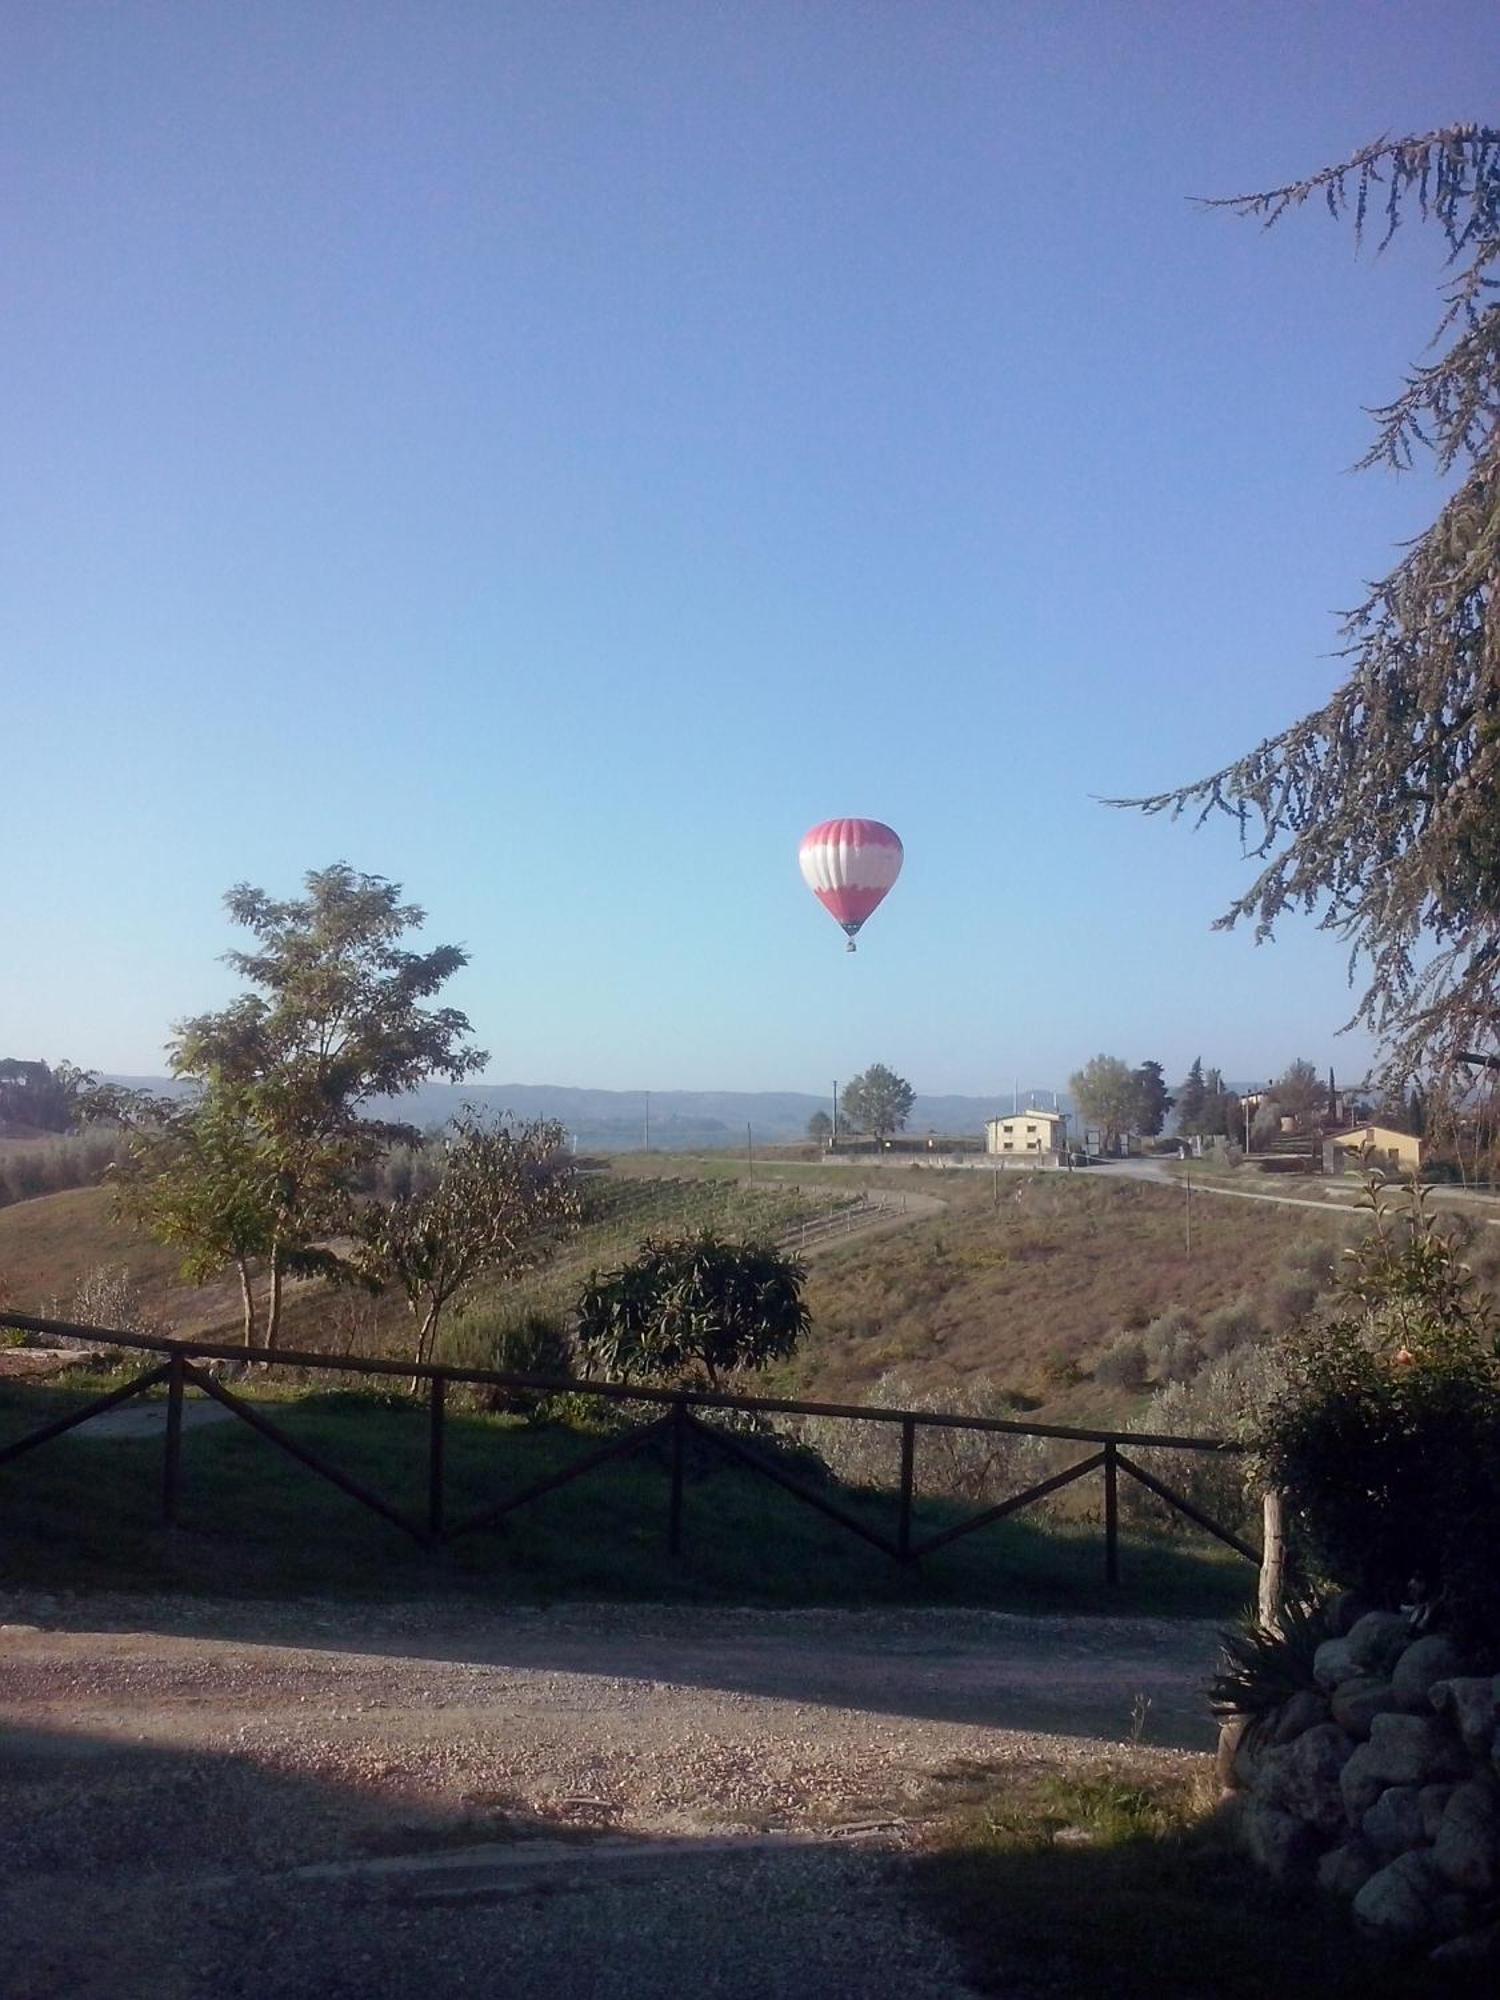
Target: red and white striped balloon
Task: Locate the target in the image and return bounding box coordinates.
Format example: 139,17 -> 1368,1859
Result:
798,818 -> 903,952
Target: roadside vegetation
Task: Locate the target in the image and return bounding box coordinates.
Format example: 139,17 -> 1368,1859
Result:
914,1762 -> 1488,1999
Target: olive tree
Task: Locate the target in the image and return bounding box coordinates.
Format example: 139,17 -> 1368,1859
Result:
351,1114 -> 580,1375
575,1233 -> 810,1387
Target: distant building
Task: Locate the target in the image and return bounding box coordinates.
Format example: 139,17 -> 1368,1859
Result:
985,1109 -> 1068,1158
1322,1123 -> 1424,1176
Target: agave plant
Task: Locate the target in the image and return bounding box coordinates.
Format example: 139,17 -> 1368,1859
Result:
1208,1597 -> 1339,1719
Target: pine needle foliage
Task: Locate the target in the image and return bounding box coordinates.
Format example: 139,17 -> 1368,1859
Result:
1119,126 -> 1500,1088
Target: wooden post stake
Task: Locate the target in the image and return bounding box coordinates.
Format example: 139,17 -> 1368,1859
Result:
428,1375 -> 446,1541
161,1349 -> 185,1528
668,1401 -> 688,1556
897,1417 -> 917,1560
1258,1488 -> 1287,1634
1103,1439 -> 1120,1585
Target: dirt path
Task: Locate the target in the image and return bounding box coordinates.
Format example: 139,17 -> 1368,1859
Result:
0,1595 -> 1214,1997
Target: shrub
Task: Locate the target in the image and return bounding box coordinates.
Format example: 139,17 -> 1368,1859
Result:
1197,1298 -> 1262,1364
1094,1332 -> 1149,1392
1257,1178 -> 1500,1645
66,1265 -> 170,1340
1122,1344 -> 1280,1538
575,1232 -> 809,1386
1140,1307 -> 1200,1385
795,1369 -> 1054,1506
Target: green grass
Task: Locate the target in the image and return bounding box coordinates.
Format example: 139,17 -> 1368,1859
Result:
915,1766 -> 1486,1998
0,1375 -> 1251,1613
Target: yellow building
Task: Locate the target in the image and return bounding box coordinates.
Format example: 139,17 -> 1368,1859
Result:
1323,1123 -> 1423,1175
985,1109 -> 1068,1158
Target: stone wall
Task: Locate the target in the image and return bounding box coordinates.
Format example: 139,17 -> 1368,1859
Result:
1220,1602 -> 1498,1964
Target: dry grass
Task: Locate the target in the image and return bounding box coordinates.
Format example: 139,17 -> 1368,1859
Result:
790,1172 -> 1351,1425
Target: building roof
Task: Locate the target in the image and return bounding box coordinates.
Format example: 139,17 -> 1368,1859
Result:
1326,1123 -> 1419,1146
986,1108 -> 1067,1127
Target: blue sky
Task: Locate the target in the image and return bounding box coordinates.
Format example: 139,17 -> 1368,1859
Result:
4,2 -> 1495,1098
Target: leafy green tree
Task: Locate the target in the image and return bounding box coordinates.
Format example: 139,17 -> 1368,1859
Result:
840,1064 -> 915,1139
352,1115 -> 580,1374
575,1232 -> 810,1386
1176,1058 -> 1207,1134
1119,127 -> 1500,1090
1069,1055 -> 1138,1153
0,1059 -> 96,1135
806,1111 -> 833,1144
111,1086 -> 288,1348
1272,1058 -> 1329,1133
115,865 -> 485,1349
1131,1060 -> 1174,1138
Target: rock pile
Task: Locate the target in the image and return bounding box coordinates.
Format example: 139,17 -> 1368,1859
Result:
1221,1602 -> 1498,1963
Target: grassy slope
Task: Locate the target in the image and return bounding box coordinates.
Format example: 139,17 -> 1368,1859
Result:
0,1165 -> 1348,1434
0,1186 -> 240,1335
788,1169 -> 1347,1424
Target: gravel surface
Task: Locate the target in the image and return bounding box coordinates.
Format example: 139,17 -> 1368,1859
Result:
0,1594 -> 1216,1996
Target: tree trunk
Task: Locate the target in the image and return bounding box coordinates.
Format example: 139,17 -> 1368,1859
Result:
235,1258 -> 260,1350
408,1301 -> 438,1394
1258,1489 -> 1288,1636
264,1247 -> 285,1353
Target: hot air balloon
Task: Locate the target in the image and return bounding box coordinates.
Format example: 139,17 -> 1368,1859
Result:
798,818 -> 903,952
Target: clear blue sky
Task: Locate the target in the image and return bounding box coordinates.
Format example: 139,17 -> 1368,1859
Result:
4,3 -> 1495,1098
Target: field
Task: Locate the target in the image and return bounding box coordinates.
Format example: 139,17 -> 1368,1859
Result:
0,1158 -> 1363,1434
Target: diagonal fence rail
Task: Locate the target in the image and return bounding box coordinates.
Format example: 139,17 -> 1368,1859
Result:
0,1310 -> 1260,1586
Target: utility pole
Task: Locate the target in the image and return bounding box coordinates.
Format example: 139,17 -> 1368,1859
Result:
832,1080 -> 838,1151
644,1090 -> 651,1152
746,1123 -> 753,1177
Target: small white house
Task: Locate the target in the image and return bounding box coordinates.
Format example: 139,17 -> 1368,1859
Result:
985,1108 -> 1069,1158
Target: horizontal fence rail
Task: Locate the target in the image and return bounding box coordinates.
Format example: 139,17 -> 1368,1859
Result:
0,1310 -> 1259,1587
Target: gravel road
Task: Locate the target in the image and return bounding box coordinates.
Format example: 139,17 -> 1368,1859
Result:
0,1595 -> 1217,1997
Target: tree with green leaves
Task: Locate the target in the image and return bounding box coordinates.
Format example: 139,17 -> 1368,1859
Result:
840,1064 -> 915,1140
575,1232 -> 810,1387
113,865 -> 485,1349
351,1114 -> 580,1375
1068,1055 -> 1139,1154
111,1086 -> 288,1348
1175,1057 -> 1207,1135
806,1110 -> 833,1145
0,1059 -> 96,1135
1272,1058 -> 1329,1134
1131,1060 -> 1174,1138
1118,127 -> 1500,1092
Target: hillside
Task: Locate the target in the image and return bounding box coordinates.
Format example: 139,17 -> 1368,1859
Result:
0,1167 -> 1364,1443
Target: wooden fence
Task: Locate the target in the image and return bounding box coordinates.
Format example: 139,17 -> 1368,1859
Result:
0,1310 -> 1259,1580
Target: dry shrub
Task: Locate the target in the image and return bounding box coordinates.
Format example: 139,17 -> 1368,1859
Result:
1120,1344 -> 1283,1538
794,1368 -> 1058,1508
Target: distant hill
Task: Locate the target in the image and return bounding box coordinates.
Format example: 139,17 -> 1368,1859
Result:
106,1076 -> 1067,1151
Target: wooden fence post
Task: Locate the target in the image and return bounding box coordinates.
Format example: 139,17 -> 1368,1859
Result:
897,1417 -> 917,1560
161,1350 -> 185,1528
427,1375 -> 446,1541
1258,1488 -> 1287,1634
668,1400 -> 688,1556
1103,1439 -> 1119,1584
